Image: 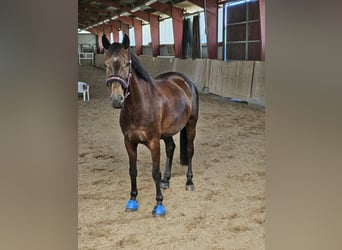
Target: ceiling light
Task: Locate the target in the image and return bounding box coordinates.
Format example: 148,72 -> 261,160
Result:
120,11 -> 130,16
131,6 -> 141,12
145,0 -> 157,6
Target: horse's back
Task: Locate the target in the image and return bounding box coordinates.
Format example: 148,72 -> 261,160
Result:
154,71 -> 198,100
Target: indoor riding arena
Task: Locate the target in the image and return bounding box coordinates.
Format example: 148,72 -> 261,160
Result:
78,0 -> 265,249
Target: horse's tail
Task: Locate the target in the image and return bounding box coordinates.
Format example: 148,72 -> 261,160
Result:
180,127 -> 188,166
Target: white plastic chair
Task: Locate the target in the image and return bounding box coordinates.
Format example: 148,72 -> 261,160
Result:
78,81 -> 90,102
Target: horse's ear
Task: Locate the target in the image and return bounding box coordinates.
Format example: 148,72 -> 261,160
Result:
122,34 -> 130,49
102,34 -> 111,50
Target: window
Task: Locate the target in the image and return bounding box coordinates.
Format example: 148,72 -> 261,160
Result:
160,18 -> 174,44
199,12 -> 207,44
129,28 -> 136,46
110,32 -> 114,43
223,0 -> 261,60
119,31 -> 123,42
142,24 -> 151,45
218,6 -> 223,43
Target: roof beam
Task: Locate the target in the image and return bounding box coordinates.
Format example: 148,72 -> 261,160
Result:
149,2 -> 184,58
89,0 -> 160,56
78,2 -> 113,28
187,0 -> 218,59
79,3 -> 109,15
118,16 -> 134,27
149,14 -> 160,57
133,18 -> 143,55
108,20 -> 120,42
78,10 -> 101,20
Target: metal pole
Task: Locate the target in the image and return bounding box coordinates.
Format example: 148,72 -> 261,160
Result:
245,1 -> 249,60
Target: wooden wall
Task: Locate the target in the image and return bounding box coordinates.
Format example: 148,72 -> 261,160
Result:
95,54 -> 265,106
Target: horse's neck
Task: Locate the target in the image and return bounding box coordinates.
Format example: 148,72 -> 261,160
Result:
125,74 -> 154,111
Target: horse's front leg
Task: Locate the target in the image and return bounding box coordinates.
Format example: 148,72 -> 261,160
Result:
147,138 -> 166,216
124,137 -> 139,212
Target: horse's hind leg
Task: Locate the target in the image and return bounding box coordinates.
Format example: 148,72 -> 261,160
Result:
182,121 -> 197,191
160,137 -> 175,189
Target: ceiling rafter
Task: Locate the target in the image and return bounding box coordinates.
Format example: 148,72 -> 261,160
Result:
78,0 -> 205,31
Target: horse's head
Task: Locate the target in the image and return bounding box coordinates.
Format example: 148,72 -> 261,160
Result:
102,34 -> 131,109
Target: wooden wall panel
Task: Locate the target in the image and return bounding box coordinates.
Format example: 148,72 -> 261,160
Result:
138,55 -> 157,76
208,60 -> 224,96
94,54 -> 264,105
174,58 -> 210,90
249,60 -> 265,105
152,57 -> 174,76
209,60 -> 254,100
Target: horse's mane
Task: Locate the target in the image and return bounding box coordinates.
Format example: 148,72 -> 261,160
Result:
129,49 -> 152,82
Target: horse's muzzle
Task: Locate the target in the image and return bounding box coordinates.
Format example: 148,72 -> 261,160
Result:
111,93 -> 124,108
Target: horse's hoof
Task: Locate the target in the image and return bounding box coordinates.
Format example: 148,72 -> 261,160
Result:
160,180 -> 169,189
186,184 -> 194,191
125,199 -> 138,212
152,205 -> 166,217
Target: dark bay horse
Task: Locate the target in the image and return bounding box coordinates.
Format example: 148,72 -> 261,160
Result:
102,34 -> 199,216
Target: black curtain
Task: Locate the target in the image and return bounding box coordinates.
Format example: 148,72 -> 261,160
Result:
192,15 -> 201,59
181,18 -> 192,59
